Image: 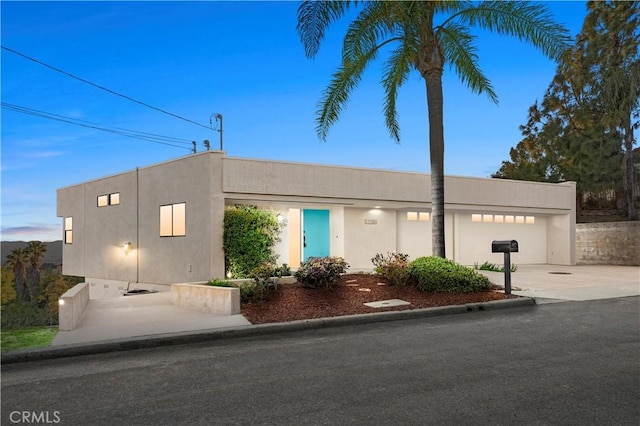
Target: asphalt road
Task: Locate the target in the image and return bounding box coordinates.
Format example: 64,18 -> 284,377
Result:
2,297 -> 639,426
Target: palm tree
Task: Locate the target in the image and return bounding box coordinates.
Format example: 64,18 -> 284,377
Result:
297,1 -> 570,257
6,248 -> 29,302
26,240 -> 47,300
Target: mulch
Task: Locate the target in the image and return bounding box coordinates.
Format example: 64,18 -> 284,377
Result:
241,273 -> 515,324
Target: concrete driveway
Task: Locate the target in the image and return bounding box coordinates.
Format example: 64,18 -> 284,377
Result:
480,264 -> 640,302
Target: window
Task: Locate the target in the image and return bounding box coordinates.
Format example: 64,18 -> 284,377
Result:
407,211 -> 430,221
97,192 -> 120,207
64,217 -> 73,244
160,203 -> 186,237
471,213 -> 535,225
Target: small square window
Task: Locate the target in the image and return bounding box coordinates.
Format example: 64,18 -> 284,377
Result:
407,212 -> 418,221
97,195 -> 108,207
525,216 -> 535,224
483,214 -> 493,223
494,215 -> 504,223
110,193 -> 120,205
471,214 -> 482,223
515,216 -> 525,224
419,212 -> 430,221
505,215 -> 515,224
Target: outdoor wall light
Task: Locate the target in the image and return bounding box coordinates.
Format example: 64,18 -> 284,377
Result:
58,299 -> 65,306
276,213 -> 284,223
121,241 -> 133,255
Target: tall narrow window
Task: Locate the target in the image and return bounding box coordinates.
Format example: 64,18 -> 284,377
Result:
160,203 -> 186,237
64,217 -> 73,244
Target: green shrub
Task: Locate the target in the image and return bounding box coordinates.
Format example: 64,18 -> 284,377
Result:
474,260 -> 518,273
277,263 -> 292,277
371,252 -> 411,286
207,279 -> 235,287
251,262 -> 279,294
1,302 -> 55,328
238,282 -> 261,304
408,256 -> 492,293
223,205 -> 283,278
295,257 -> 349,289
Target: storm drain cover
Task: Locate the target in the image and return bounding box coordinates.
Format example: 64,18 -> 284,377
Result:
364,299 -> 411,308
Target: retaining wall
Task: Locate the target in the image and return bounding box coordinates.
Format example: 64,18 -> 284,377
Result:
576,221 -> 640,266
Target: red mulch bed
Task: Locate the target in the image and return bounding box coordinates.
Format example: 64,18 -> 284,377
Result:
242,273 -> 515,324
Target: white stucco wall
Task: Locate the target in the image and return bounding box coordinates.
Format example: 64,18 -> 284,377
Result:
454,213 -> 548,266
344,208 -> 396,270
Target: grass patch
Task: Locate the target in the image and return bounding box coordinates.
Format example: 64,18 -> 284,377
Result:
1,326 -> 58,353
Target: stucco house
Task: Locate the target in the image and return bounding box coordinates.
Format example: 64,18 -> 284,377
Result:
57,150 -> 576,298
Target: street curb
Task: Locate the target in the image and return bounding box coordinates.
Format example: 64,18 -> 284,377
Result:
1,297 -> 535,364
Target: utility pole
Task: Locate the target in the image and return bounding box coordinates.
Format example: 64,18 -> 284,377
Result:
210,113 -> 223,151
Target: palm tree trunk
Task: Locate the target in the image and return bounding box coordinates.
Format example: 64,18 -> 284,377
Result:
425,74 -> 446,258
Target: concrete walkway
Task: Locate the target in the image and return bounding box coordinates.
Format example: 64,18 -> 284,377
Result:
52,291 -> 251,346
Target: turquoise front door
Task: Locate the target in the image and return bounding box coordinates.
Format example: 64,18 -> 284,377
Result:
303,209 -> 330,261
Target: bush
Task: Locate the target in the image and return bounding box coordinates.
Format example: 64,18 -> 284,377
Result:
277,263 -> 292,277
474,261 -> 518,273
1,302 -> 55,328
238,282 -> 261,304
295,257 -> 349,289
408,256 -> 492,293
207,279 -> 235,287
371,252 -> 411,286
223,205 -> 283,278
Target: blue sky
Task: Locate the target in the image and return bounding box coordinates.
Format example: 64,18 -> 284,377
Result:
1,1 -> 587,242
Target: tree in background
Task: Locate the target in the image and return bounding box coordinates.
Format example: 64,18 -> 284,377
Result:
1,266 -> 17,305
494,1 -> 639,219
297,1 -> 569,257
583,1 -> 639,220
26,240 -> 47,300
5,248 -> 29,302
39,270 -> 78,318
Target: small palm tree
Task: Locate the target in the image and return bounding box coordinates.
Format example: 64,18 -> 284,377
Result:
297,1 -> 570,257
26,240 -> 47,300
6,248 -> 29,302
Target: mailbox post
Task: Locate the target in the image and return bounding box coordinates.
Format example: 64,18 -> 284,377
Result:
491,240 -> 518,295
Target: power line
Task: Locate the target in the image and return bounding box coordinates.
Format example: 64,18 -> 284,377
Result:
2,45 -> 212,130
1,102 -> 193,151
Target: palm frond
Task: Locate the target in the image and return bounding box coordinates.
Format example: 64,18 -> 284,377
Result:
438,22 -> 497,103
455,1 -> 571,61
343,1 -> 395,62
382,37 -> 416,142
297,0 -> 357,58
316,45 -> 380,141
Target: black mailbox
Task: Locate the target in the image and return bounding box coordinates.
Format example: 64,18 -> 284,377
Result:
491,240 -> 518,295
492,240 -> 519,253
